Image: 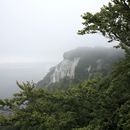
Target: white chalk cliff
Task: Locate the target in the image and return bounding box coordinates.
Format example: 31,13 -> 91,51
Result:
50,58 -> 80,83
37,47 -> 124,88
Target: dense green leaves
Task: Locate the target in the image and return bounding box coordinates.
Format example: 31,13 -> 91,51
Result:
78,0 -> 130,55
0,0 -> 130,129
0,60 -> 130,130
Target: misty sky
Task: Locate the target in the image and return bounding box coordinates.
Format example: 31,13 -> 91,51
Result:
0,0 -> 112,64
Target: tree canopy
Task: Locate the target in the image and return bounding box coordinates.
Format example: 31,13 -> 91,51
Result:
78,0 -> 130,55
0,0 -> 130,130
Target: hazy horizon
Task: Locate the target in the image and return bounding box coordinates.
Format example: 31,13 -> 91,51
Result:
0,0 -> 113,98
0,0 -> 111,64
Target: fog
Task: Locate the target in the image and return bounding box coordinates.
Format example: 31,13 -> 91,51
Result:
0,62 -> 56,98
0,0 -> 112,98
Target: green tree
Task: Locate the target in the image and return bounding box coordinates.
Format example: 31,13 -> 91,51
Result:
78,0 -> 130,55
0,0 -> 130,130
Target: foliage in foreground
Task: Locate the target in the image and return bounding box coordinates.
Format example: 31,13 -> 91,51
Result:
0,57 -> 130,130
78,0 -> 130,55
0,0 -> 130,129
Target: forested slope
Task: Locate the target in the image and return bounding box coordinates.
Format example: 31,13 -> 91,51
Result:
0,0 -> 130,129
37,47 -> 123,90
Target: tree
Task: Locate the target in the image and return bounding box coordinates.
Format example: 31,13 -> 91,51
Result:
0,1 -> 130,130
78,0 -> 130,55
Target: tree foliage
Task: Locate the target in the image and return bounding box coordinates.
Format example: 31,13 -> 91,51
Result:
0,0 -> 130,129
78,0 -> 130,55
0,60 -> 130,130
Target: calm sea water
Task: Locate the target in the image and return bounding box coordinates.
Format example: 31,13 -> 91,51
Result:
0,62 -> 55,99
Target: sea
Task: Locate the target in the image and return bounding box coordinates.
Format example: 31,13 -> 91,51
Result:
0,62 -> 55,99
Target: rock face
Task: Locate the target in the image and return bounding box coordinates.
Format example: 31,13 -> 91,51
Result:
37,47 -> 124,88
50,58 -> 80,83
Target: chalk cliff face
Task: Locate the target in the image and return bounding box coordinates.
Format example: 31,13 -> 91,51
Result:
37,47 -> 124,88
50,58 -> 80,83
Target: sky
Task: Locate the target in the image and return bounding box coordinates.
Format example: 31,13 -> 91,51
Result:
0,0 -> 114,98
0,0 -> 111,64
